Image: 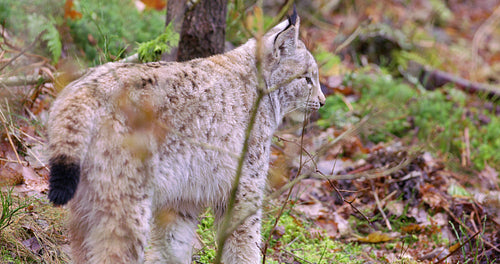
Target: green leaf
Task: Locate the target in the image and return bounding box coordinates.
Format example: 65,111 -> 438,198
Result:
137,22 -> 180,62
41,18 -> 62,64
447,183 -> 471,198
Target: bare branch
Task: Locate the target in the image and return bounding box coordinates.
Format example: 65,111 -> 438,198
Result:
0,30 -> 46,73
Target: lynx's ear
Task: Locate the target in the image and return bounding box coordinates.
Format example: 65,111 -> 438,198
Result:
272,6 -> 300,59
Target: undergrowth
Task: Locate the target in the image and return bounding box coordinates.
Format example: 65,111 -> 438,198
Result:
318,70 -> 500,171
0,188 -> 31,232
137,22 -> 179,63
0,0 -> 165,65
194,207 -> 366,263
262,211 -> 366,263
0,191 -> 68,263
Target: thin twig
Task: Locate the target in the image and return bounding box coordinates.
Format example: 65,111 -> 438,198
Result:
434,231 -> 481,263
0,30 -> 46,73
313,156 -> 414,181
0,157 -> 27,165
282,249 -> 314,264
443,206 -> 500,254
371,180 -> 392,230
0,103 -> 22,165
320,170 -> 373,226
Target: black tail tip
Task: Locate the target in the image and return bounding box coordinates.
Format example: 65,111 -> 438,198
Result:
48,155 -> 80,205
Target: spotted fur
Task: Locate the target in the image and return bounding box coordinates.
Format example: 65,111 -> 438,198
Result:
47,12 -> 325,264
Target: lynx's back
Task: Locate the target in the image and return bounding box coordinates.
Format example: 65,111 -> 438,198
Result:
47,7 -> 325,264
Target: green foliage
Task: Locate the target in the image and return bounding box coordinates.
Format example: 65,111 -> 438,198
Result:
196,210 -> 217,263
195,208 -> 364,263
41,17 -> 62,64
0,188 -> 31,232
0,0 -> 165,65
314,47 -> 341,74
319,70 -> 500,170
263,212 -> 364,263
0,248 -> 24,264
468,114 -> 500,170
0,0 -> 64,64
317,93 -> 358,129
67,0 -> 165,64
137,22 -> 179,62
225,1 -> 275,46
393,49 -> 444,71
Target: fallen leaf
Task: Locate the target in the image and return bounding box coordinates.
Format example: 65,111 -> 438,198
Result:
419,247 -> 449,261
294,202 -> 325,219
478,164 -> 499,190
355,231 -> 398,243
385,201 -> 404,217
449,241 -> 461,252
421,183 -> 449,208
447,182 -> 471,198
401,223 -> 424,234
22,166 -> 48,193
21,236 -> 42,254
0,163 -> 23,185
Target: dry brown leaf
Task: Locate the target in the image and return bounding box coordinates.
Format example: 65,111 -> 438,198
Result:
0,164 -> 24,185
478,164 -> 499,190
64,0 -> 82,19
420,183 -> 448,209
449,241 -> 461,252
294,202 -> 325,219
22,166 -> 48,193
355,231 -> 398,243
140,0 -> 166,10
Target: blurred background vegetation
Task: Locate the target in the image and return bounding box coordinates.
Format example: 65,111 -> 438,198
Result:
1,0 -> 500,263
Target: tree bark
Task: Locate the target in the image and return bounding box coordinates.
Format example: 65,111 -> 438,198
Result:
162,0 -> 187,61
176,0 -> 228,62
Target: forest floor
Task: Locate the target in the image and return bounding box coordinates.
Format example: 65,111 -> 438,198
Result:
1,0 -> 500,263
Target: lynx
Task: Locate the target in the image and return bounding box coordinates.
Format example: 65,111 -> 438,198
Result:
47,9 -> 325,264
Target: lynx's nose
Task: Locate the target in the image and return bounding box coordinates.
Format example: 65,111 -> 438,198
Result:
318,83 -> 326,107
318,94 -> 326,106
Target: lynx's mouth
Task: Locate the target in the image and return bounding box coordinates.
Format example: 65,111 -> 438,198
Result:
306,101 -> 321,111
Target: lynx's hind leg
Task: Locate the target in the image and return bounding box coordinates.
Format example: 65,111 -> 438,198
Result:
145,208 -> 198,264
68,121 -> 155,264
68,166 -> 153,263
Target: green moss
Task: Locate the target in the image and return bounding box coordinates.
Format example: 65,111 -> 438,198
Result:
263,212 -> 365,263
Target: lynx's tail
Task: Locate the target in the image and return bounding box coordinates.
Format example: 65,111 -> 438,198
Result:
47,85 -> 98,206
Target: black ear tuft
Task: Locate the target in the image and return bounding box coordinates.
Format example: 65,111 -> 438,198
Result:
288,4 -> 298,26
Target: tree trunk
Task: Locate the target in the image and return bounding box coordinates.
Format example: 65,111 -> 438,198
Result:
176,0 -> 228,62
162,0 -> 187,61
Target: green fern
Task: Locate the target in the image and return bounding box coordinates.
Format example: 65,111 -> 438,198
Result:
41,17 -> 62,64
137,22 -> 179,62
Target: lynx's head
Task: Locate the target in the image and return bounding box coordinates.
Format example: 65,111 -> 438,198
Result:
260,8 -> 325,119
